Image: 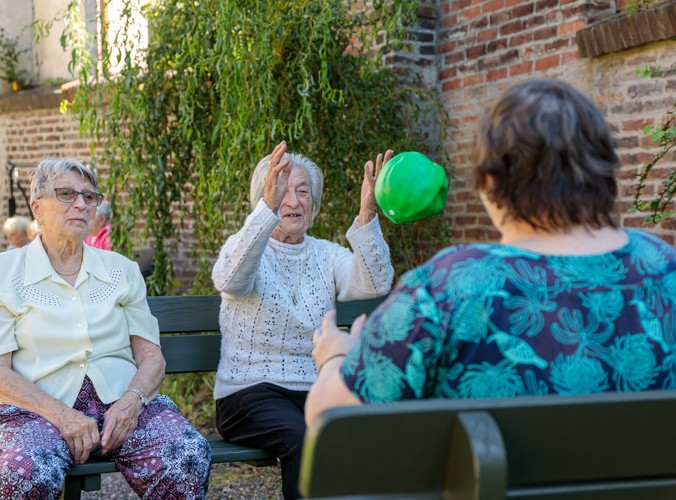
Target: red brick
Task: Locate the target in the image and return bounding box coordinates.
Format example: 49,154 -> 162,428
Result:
512,3 -> 535,17
561,50 -> 580,63
500,19 -> 523,36
509,32 -> 532,47
463,5 -> 482,19
558,19 -> 586,36
622,119 -> 651,132
477,28 -> 499,42
487,68 -> 508,81
534,54 -> 561,71
439,67 -> 458,80
442,78 -> 463,92
509,60 -> 533,76
438,40 -> 458,53
466,44 -> 487,58
463,74 -> 485,86
483,0 -> 504,14
533,26 -> 558,40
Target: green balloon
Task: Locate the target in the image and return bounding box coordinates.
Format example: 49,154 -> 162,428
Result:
375,152 -> 449,224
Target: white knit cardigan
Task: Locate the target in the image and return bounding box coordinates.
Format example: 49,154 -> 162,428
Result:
212,199 -> 394,399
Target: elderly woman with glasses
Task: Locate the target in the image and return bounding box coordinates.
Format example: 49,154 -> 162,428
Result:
212,141 -> 395,499
0,159 -> 211,498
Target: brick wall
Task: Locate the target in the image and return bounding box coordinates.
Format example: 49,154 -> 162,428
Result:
0,88 -> 203,286
0,0 -> 673,269
0,88 -> 102,248
438,0 -> 675,245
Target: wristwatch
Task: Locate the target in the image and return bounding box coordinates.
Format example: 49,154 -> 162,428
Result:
129,387 -> 149,407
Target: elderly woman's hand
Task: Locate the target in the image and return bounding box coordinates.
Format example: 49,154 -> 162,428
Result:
312,310 -> 366,374
100,392 -> 144,454
53,407 -> 101,464
359,150 -> 394,227
263,140 -> 292,213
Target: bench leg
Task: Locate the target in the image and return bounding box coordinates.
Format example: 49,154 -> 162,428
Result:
61,474 -> 101,500
61,476 -> 83,500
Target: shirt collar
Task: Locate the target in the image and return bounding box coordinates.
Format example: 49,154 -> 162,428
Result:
24,236 -> 115,286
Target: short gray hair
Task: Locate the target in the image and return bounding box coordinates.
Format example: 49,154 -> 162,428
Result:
249,152 -> 324,223
30,159 -> 98,203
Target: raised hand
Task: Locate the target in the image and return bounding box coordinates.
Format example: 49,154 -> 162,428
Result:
263,141 -> 292,213
359,149 -> 394,227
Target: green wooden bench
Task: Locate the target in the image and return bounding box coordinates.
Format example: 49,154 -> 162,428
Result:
299,390 -> 676,499
62,294 -> 385,499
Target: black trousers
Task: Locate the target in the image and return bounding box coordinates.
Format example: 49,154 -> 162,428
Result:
216,382 -> 308,500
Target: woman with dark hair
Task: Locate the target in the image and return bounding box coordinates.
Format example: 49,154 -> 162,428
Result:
307,79 -> 676,424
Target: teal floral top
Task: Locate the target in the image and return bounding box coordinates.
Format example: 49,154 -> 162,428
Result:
341,229 -> 676,402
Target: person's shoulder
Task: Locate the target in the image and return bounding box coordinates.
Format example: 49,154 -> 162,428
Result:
89,247 -> 136,267
625,228 -> 675,254
427,242 -> 516,266
0,245 -> 26,262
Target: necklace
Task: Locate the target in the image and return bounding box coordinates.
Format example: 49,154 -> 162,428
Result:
273,244 -> 308,306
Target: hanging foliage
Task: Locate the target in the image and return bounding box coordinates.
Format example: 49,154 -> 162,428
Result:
37,0 -> 452,294
632,65 -> 675,224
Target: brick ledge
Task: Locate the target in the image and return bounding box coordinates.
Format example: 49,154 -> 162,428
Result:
0,82 -> 77,114
576,1 -> 676,58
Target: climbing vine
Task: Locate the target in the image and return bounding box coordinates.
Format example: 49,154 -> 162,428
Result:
632,65 -> 675,224
37,0 -> 451,294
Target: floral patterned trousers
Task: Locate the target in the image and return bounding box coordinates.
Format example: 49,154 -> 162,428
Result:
0,377 -> 210,499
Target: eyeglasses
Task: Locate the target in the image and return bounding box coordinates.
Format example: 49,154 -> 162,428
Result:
53,187 -> 104,207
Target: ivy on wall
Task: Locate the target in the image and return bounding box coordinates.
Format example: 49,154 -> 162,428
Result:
632,65 -> 675,224
38,0 -> 451,295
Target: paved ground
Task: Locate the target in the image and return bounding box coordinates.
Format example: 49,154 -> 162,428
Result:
81,463 -> 283,499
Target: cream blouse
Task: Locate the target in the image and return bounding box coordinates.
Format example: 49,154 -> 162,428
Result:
0,236 -> 159,407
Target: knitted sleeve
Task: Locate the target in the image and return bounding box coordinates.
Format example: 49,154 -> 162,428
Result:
212,199 -> 279,298
334,214 -> 394,301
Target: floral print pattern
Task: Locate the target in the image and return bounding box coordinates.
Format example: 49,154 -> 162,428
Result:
342,229 -> 676,403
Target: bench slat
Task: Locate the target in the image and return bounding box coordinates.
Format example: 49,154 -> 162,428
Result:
148,295 -> 221,333
208,436 -> 276,466
161,334 -> 221,373
300,390 -> 676,499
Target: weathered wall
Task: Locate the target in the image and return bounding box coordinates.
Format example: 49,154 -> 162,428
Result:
0,1 -> 673,272
437,0 -> 675,244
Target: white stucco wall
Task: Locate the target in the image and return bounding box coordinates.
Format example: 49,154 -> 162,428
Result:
0,1 -> 33,93
33,0 -> 78,85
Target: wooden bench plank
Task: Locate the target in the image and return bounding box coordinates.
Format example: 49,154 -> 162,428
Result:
161,334 -> 221,373
299,390 -> 676,499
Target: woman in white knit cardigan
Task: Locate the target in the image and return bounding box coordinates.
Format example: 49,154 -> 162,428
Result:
212,140 -> 394,499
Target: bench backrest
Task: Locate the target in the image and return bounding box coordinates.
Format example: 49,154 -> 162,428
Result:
148,295 -> 385,374
299,390 -> 676,499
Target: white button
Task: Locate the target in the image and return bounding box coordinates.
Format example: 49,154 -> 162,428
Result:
71,296 -> 78,302
79,363 -> 85,368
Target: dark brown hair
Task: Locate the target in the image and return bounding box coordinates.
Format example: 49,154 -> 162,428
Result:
472,79 -> 620,231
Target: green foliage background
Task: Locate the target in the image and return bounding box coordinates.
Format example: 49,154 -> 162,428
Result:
633,66 -> 675,223
33,0 -> 453,434
46,0 -> 451,295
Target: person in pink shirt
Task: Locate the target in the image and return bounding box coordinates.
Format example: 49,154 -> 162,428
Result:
84,200 -> 112,250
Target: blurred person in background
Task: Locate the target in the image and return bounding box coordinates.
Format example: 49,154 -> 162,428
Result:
3,216 -> 31,251
85,200 -> 112,250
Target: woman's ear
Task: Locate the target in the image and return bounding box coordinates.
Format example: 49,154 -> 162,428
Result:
30,200 -> 41,222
